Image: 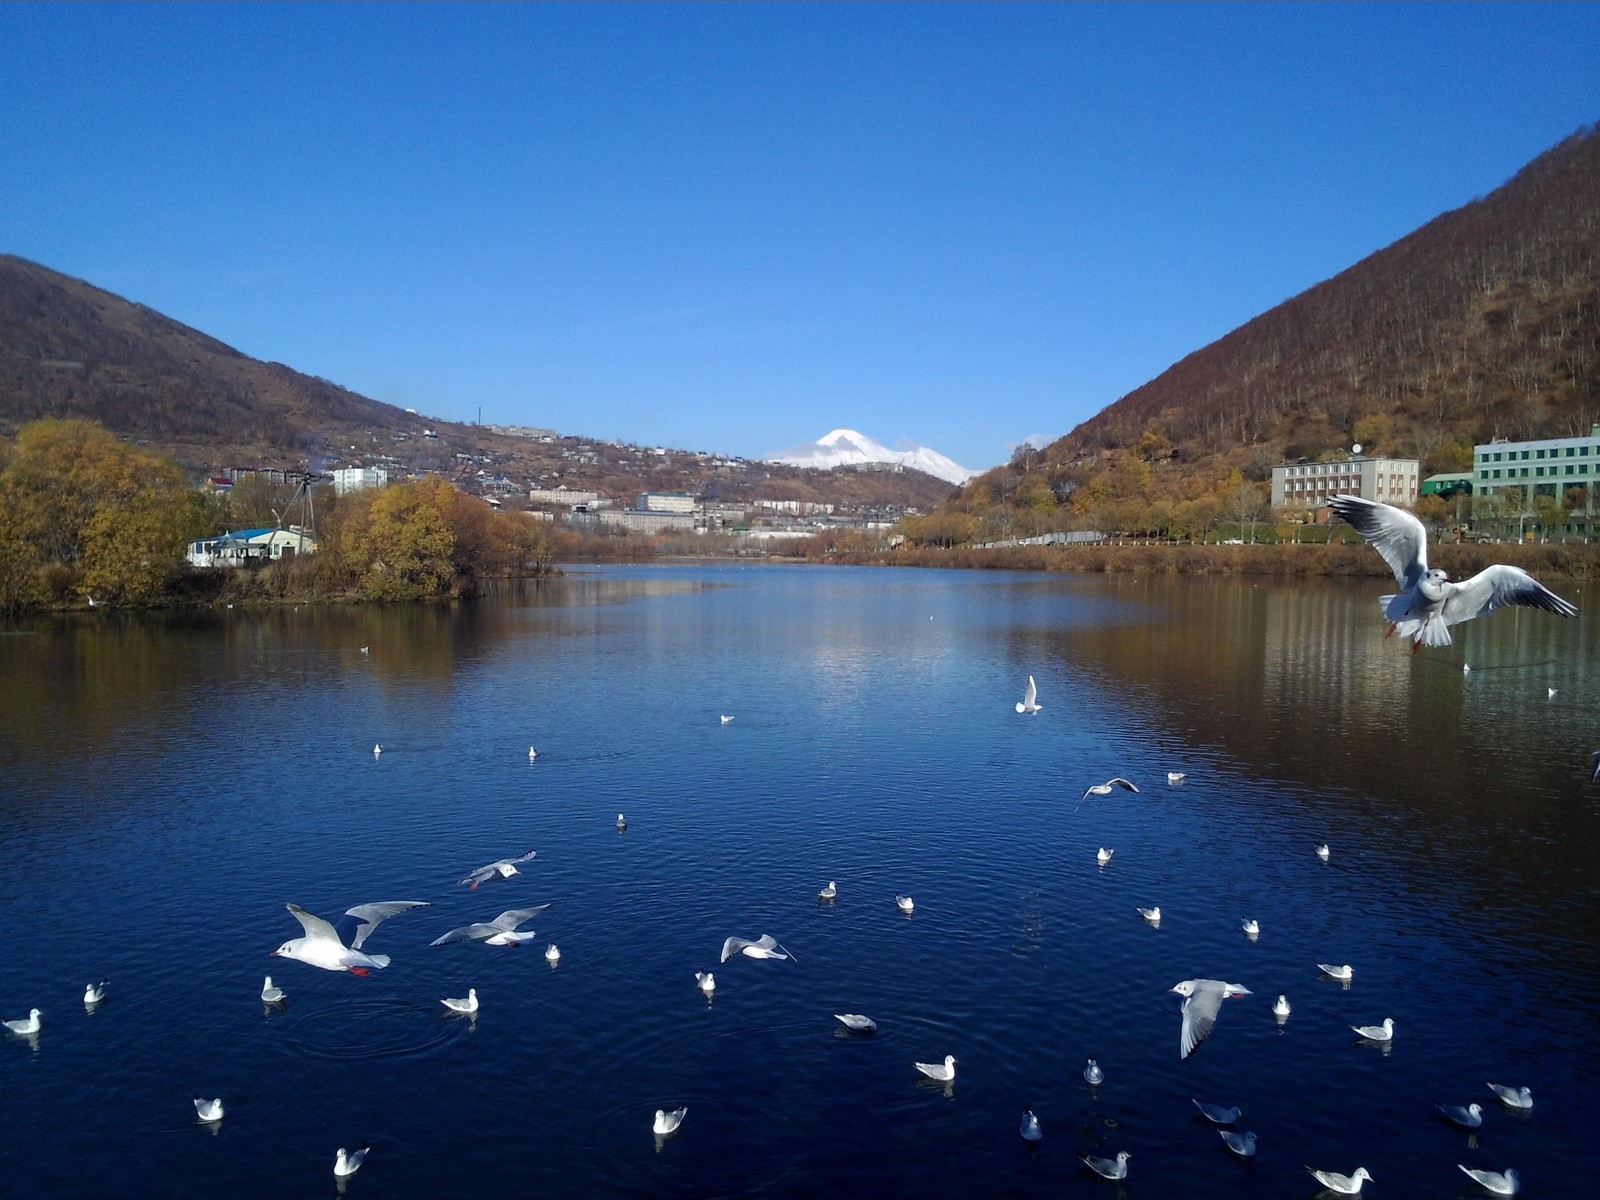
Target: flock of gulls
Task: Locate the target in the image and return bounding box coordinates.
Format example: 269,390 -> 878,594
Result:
5,496 -> 1583,1193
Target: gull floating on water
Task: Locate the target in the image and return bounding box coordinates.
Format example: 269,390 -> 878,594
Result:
1316,843 -> 1331,860
1078,777 -> 1139,811
1548,687 -> 1557,699
334,1145 -> 370,1178
653,1106 -> 687,1135
429,905 -> 551,947
616,813 -> 627,831
372,743 -> 382,757
528,746 -> 537,761
1459,1165 -> 1521,1195
896,895 -> 915,913
720,714 -> 735,725
1487,1082 -> 1532,1109
1438,1101 -> 1484,1128
819,881 -> 836,900
835,1013 -> 877,1032
1016,674 -> 1042,714
84,979 -> 108,1006
1328,494 -> 1577,651
544,943 -> 560,963
1352,1017 -> 1394,1042
272,901 -> 430,974
1137,906 -> 1161,923
1083,1057 -> 1104,1085
1097,848 -> 1114,865
441,988 -> 478,1014
4,1008 -> 41,1035
1318,962 -> 1354,981
696,972 -> 715,994
359,646 -> 368,655
1019,1109 -> 1042,1141
1241,918 -> 1259,936
1193,1098 -> 1241,1124
193,1095 -> 224,1123
1306,1165 -> 1374,1194
1220,1129 -> 1257,1157
1168,771 -> 1186,784
261,975 -> 286,1004
720,934 -> 794,963
459,851 -> 537,889
1273,994 -> 1291,1018
1170,979 -> 1252,1059
914,1055 -> 957,1082
1081,1151 -> 1130,1181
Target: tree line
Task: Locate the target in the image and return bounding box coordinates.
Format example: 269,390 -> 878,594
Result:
0,419 -> 556,612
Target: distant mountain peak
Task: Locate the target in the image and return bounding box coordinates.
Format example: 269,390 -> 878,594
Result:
774,429 -> 976,485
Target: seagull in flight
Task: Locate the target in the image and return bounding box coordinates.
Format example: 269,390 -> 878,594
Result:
1328,494 -> 1577,651
1169,978 -> 1251,1059
429,905 -> 551,947
1016,674 -> 1041,714
720,934 -> 794,963
459,851 -> 536,889
271,901 -> 430,974
1078,777 -> 1138,811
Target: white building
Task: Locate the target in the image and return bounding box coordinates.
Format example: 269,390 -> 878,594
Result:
529,486 -> 599,506
332,467 -> 389,496
574,509 -> 698,535
187,527 -> 316,568
1472,427 -> 1600,506
637,492 -> 697,514
1270,456 -> 1419,513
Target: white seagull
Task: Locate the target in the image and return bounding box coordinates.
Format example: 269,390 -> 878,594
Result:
372,743 -> 382,757
261,976 -> 286,1004
84,979 -> 108,1006
1241,918 -> 1259,936
1078,777 -> 1139,811
720,714 -> 735,725
429,905 -> 551,947
1316,843 -> 1331,860
528,746 -> 537,761
1019,1109 -> 1042,1141
1273,994 -> 1291,1018
1306,1165 -> 1374,1194
1487,1082 -> 1533,1109
1220,1129 -> 1257,1157
272,901 -> 430,974
1193,1098 -> 1241,1124
653,1106 -> 687,1135
819,881 -> 837,900
1083,1057 -> 1104,1085
1318,962 -> 1354,981
193,1095 -> 224,1123
1137,906 -> 1161,923
896,895 -> 915,913
544,943 -> 560,963
334,1145 -> 370,1178
1167,771 -> 1187,784
1097,848 -> 1114,865
1081,1151 -> 1131,1181
459,851 -> 537,889
1352,1017 -> 1394,1042
1328,494 -> 1577,651
441,988 -> 478,1014
914,1055 -> 957,1082
1016,675 -> 1042,714
694,971 -> 716,995
616,813 -> 627,831
1438,1101 -> 1484,1128
720,934 -> 794,963
1458,1165 -> 1521,1195
835,1013 -> 877,1032
1170,979 -> 1252,1059
4,1008 -> 41,1035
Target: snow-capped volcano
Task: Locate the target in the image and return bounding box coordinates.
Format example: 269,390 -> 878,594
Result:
773,429 -> 976,486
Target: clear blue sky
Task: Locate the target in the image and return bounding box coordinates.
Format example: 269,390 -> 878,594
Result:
3,4 -> 1597,472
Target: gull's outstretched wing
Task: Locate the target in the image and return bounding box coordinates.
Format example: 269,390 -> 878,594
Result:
286,903 -> 340,943
488,904 -> 551,930
336,901 -> 431,949
1179,984 -> 1225,1059
1327,495 -> 1428,590
1024,675 -> 1037,707
1442,564 -> 1578,626
430,923 -> 501,946
720,936 -> 751,963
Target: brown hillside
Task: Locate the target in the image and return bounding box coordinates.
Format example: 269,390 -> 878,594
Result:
951,125 -> 1600,535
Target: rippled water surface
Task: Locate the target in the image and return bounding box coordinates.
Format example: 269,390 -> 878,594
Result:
2,565 -> 1596,1198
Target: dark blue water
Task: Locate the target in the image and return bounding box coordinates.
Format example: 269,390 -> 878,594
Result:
1,566 -> 1596,1198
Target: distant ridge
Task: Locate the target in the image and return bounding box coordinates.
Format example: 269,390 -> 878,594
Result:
774,428 -> 977,485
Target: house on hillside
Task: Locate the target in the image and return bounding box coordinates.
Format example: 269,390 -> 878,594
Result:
187,528 -> 316,568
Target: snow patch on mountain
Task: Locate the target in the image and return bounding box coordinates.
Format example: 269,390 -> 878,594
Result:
773,429 -> 976,486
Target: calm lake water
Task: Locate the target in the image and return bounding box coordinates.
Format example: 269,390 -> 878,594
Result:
2,565 -> 1596,1198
